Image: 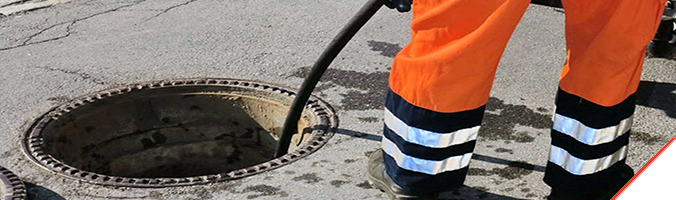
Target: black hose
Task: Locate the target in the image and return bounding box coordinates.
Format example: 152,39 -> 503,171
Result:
274,0 -> 384,158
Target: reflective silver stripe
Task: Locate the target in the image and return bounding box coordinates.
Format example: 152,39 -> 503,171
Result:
553,114 -> 633,146
384,109 -> 479,148
549,145 -> 628,175
381,137 -> 472,175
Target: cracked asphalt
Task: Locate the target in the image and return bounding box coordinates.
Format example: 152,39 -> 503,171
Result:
1,0 -> 675,199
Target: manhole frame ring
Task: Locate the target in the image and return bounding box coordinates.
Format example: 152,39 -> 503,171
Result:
0,166 -> 27,200
21,78 -> 338,188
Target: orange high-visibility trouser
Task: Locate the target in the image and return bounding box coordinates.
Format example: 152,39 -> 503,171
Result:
381,0 -> 666,195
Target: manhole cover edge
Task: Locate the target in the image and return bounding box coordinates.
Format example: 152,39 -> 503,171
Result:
0,166 -> 27,200
21,78 -> 338,188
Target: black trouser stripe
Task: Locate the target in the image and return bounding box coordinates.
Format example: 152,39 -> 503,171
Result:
383,126 -> 476,161
384,152 -> 468,194
555,88 -> 635,129
550,129 -> 630,159
386,89 -> 485,133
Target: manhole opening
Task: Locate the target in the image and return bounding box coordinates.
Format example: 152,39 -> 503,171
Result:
23,79 -> 337,187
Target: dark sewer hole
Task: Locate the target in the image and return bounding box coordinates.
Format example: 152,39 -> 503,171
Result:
23,79 -> 337,187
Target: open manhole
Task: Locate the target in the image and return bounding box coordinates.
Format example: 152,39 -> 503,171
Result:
22,78 -> 337,187
0,166 -> 26,200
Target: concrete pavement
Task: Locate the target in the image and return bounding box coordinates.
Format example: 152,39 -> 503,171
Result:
1,0 -> 675,199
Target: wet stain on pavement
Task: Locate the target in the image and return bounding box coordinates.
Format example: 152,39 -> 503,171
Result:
358,117 -> 380,123
630,131 -> 668,145
292,64 -> 556,143
311,160 -> 329,167
315,82 -> 337,92
330,180 -> 350,188
364,150 -> 376,158
194,181 -> 241,199
367,40 -> 403,58
294,67 -> 552,140
467,168 -> 494,176
292,67 -> 388,110
341,90 -> 386,111
495,164 -> 533,179
467,161 -> 535,179
0,151 -> 10,159
292,68 -> 388,94
356,181 -> 373,189
494,148 -> 514,154
143,180 -> 242,199
292,173 -> 323,184
242,184 -> 288,199
481,97 -> 552,143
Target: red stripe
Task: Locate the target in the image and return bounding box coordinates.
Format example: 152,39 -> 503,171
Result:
612,138 -> 676,199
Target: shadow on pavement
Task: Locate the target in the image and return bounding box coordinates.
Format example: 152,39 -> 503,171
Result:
335,128 -> 383,142
334,129 -> 547,173
439,186 -> 528,200
636,81 -> 676,119
337,129 -> 543,199
25,182 -> 65,200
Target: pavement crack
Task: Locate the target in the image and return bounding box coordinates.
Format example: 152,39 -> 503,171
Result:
11,21 -> 75,50
0,0 -> 30,8
0,0 -> 147,52
20,18 -> 71,45
33,66 -> 107,85
144,0 -> 198,22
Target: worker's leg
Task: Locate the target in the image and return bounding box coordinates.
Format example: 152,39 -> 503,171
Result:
545,0 -> 667,197
383,0 -> 530,194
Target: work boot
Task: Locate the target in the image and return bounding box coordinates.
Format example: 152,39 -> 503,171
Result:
367,149 -> 438,200
547,164 -> 635,200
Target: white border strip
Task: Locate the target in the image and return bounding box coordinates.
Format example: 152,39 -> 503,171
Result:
382,137 -> 472,175
384,109 -> 479,148
549,145 -> 628,175
553,114 -> 633,146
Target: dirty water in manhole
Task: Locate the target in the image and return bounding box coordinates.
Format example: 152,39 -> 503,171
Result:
0,166 -> 27,200
22,78 -> 337,187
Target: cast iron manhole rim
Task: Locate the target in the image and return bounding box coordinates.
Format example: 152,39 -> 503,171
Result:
21,78 -> 338,188
0,166 -> 27,200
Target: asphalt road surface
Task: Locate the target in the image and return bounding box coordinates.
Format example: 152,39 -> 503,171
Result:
1,0 -> 675,199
